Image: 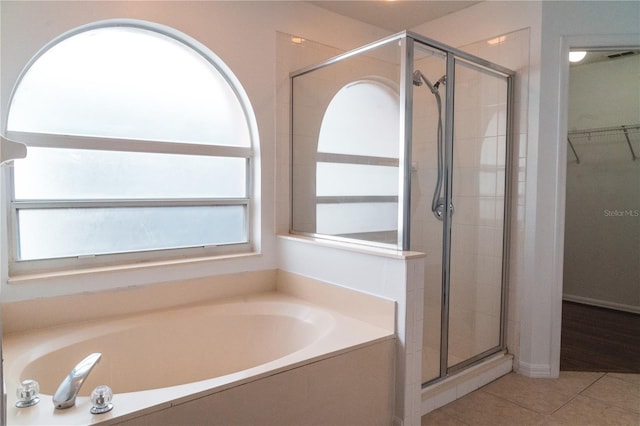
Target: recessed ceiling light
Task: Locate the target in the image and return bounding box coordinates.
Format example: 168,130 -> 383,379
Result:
488,36 -> 506,45
569,51 -> 587,63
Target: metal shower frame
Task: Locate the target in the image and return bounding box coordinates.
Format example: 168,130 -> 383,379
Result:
290,30 -> 516,386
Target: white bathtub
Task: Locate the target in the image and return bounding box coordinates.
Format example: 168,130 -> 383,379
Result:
4,292 -> 395,425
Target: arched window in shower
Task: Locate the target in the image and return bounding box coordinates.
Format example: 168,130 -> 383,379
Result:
315,79 -> 400,244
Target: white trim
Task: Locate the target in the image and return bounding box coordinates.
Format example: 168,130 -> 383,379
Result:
422,353 -> 513,414
0,136 -> 26,164
10,242 -> 253,277
517,360 -> 552,378
8,249 -> 258,285
563,294 -> 640,315
6,131 -> 253,158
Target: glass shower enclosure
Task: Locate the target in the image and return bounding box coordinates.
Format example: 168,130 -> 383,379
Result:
290,31 -> 514,385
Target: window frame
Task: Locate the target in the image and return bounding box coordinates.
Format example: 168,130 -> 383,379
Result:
4,20 -> 258,276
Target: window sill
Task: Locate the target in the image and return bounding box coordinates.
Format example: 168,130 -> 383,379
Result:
7,251 -> 261,286
277,234 -> 426,260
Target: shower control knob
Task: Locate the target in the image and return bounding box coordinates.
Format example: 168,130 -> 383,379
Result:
434,197 -> 447,220
15,379 -> 40,407
90,385 -> 114,414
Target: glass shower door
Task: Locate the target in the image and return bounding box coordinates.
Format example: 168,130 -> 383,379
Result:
447,59 -> 509,370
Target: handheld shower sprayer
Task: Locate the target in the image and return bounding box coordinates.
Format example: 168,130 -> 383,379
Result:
433,75 -> 446,90
414,69 -> 447,221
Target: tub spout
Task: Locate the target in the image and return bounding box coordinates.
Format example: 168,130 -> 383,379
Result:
53,353 -> 102,409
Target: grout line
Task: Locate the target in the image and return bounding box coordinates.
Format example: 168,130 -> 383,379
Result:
547,393 -> 580,416
579,371 -> 607,396
546,372 -> 608,416
476,387 -> 544,416
544,371 -> 607,415
582,373 -> 640,415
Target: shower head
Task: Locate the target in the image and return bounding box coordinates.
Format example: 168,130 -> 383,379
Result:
412,70 -> 423,86
413,70 -> 445,95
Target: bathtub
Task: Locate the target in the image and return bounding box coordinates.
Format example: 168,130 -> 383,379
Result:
4,292 -> 395,425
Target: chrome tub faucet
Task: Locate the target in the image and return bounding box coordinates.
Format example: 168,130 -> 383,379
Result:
53,353 -> 102,409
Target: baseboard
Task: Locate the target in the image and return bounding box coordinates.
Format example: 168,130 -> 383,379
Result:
563,294 -> 640,314
518,360 -> 553,378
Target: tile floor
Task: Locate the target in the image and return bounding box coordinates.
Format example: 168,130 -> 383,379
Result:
421,371 -> 640,425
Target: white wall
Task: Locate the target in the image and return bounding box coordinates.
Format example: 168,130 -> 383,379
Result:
564,55 -> 640,312
0,0 -> 390,302
568,55 -> 640,130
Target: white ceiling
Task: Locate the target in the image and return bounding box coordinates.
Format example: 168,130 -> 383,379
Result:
310,1 -> 480,32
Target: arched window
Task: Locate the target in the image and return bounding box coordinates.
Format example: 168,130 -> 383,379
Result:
5,21 -> 257,274
315,79 -> 399,243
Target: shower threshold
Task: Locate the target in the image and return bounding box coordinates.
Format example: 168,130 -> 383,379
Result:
421,352 -> 513,415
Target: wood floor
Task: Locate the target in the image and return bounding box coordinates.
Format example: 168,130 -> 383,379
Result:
560,301 -> 640,373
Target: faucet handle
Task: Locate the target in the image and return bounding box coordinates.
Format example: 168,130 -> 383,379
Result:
90,385 -> 114,414
16,379 -> 40,407
53,353 -> 102,409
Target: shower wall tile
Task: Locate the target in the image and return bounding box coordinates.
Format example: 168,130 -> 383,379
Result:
477,226 -> 497,256
477,282 -> 502,315
478,197 -> 497,226
454,196 -> 479,225
453,137 -> 480,168
454,169 -> 480,197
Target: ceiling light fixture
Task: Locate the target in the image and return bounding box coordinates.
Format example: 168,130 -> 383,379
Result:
569,51 -> 587,63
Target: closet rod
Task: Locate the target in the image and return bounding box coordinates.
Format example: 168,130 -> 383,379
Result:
567,124 -> 639,163
568,123 -> 640,137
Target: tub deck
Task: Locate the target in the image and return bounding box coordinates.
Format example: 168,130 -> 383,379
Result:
4,291 -> 394,425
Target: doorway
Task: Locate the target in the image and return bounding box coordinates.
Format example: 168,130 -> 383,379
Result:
561,48 -> 640,373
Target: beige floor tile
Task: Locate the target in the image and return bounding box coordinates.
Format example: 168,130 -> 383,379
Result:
421,408 -> 470,425
582,375 -> 640,414
482,371 -> 604,414
552,371 -> 607,394
543,395 -> 640,426
436,390 -> 544,426
608,373 -> 640,385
